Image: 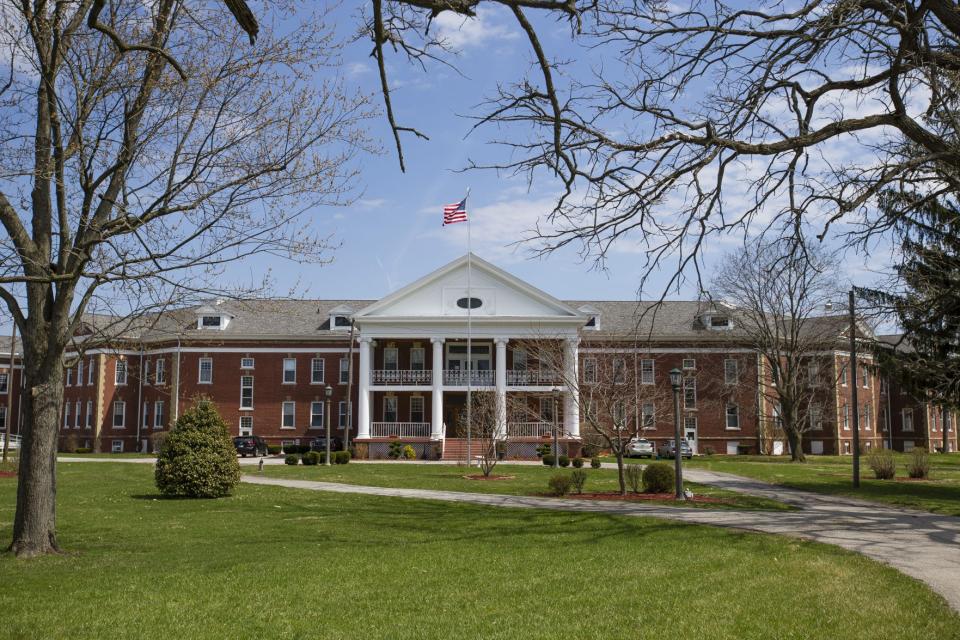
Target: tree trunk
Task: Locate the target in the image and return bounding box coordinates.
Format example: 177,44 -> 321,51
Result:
785,428 -> 806,462
615,451 -> 626,495
9,362 -> 63,557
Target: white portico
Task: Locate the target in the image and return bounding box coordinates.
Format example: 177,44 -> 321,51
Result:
351,254 -> 585,455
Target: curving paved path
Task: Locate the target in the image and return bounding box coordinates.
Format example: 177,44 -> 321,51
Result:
242,472 -> 960,613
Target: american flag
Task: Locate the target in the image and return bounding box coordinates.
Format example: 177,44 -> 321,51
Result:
443,198 -> 468,225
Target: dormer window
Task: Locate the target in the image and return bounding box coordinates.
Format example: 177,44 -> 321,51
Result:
333,316 -> 351,328
201,315 -> 222,328
194,304 -> 233,330
578,305 -> 600,330
585,316 -> 597,327
327,305 -> 354,330
710,316 -> 731,329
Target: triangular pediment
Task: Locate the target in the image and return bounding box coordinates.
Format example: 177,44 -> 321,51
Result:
355,254 -> 585,322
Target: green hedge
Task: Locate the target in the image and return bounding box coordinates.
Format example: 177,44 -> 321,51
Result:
284,454 -> 299,465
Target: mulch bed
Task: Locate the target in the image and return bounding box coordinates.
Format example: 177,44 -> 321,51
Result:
463,474 -> 516,481
561,491 -> 730,504
0,471 -> 16,479
895,477 -> 936,482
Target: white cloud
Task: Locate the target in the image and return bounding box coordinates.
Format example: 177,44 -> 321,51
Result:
433,7 -> 519,51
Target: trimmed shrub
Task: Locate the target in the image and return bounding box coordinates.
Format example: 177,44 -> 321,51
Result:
625,464 -> 643,493
558,455 -> 570,467
547,473 -> 573,497
267,444 -> 282,455
154,400 -> 241,498
282,442 -> 298,455
334,450 -> 351,464
536,443 -> 551,458
907,447 -> 931,479
74,447 -> 93,454
388,441 -> 404,459
302,451 -> 321,466
867,448 -> 896,480
402,445 -> 416,460
642,462 -> 675,493
542,454 -> 556,466
284,454 -> 299,465
572,457 -> 584,468
590,456 -> 602,469
571,469 -> 587,494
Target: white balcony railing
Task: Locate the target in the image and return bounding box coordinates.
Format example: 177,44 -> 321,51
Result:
507,422 -> 560,438
506,369 -> 562,386
443,370 -> 494,386
370,422 -> 431,438
371,370 -> 432,385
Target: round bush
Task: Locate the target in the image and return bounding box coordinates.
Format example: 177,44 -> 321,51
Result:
542,454 -> 556,466
642,462 -> 675,494
558,455 -> 570,467
267,444 -> 282,455
402,445 -> 417,460
154,400 -> 241,498
284,454 -> 299,465
590,457 -> 602,469
547,473 -> 573,496
572,457 -> 584,468
302,451 -> 321,466
334,450 -> 351,464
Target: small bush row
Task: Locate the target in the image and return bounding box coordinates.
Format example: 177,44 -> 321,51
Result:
388,442 -> 417,460
284,451 -> 352,465
866,447 -> 932,480
547,469 -> 589,496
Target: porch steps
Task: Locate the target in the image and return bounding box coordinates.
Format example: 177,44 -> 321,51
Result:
441,438 -> 479,462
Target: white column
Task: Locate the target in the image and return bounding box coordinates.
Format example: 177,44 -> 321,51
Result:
495,338 -> 508,439
431,337 -> 444,440
564,337 -> 580,438
357,337 -> 372,440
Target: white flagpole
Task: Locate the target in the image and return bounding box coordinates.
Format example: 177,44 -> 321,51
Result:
465,189 -> 472,466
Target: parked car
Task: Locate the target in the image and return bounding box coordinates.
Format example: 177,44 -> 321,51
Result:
626,438 -> 655,458
309,435 -> 343,453
658,439 -> 693,459
233,435 -> 268,457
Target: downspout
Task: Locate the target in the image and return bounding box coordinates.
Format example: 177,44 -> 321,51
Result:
135,343 -> 144,451
885,378 -> 893,450
172,335 -> 182,422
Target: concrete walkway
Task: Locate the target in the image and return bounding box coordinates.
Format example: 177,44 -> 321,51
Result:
242,472 -> 960,613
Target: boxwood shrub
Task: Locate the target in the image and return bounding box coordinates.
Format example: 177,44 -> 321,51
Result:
558,455 -> 570,467
334,450 -> 351,464
590,457 -> 602,469
267,444 -> 282,455
284,454 -> 300,465
541,454 -> 556,466
154,400 -> 241,498
642,462 -> 675,494
302,451 -> 321,466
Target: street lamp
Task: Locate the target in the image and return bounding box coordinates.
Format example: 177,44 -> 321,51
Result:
552,386 -> 560,469
324,384 -> 333,466
669,367 -> 684,501
830,292 -> 861,488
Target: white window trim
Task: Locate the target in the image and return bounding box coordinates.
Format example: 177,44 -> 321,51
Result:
383,396 -> 398,423
88,357 -> 95,385
155,359 -> 166,385
902,408 -> 914,432
310,401 -> 325,429
111,439 -> 124,453
115,360 -> 128,386
582,358 -> 597,384
682,358 -> 696,370
724,359 -> 738,385
282,358 -> 297,384
640,359 -> 655,385
241,357 -> 255,369
154,401 -> 165,429
112,401 -> 126,429
85,401 -> 93,430
612,358 -> 626,384
240,376 -> 254,410
338,400 -> 348,428
198,357 -> 213,384
310,358 -> 325,384
683,377 -> 697,410
410,396 -> 425,423
66,368 -> 73,386
63,402 -> 71,429
383,347 -> 399,372
725,404 -> 740,430
239,416 -> 254,436
339,358 -> 349,384
281,401 -> 296,429
410,348 -> 425,371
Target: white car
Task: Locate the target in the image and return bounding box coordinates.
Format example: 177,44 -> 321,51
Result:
626,438 -> 655,458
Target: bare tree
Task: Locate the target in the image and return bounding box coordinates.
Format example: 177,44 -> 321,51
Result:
710,239 -> 844,461
0,1 -> 371,556
464,391 -> 507,477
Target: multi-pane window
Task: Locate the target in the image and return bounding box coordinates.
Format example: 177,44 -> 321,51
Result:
683,377 -> 696,410
513,349 -> 528,371
66,367 -> 73,386
338,401 -> 348,428
88,357 -> 95,385
76,360 -> 83,385
311,401 -> 325,428
112,401 -> 125,428
384,397 -> 398,423
842,404 -> 850,430
74,400 -> 81,429
612,358 -> 626,384
902,408 -> 914,432
154,401 -> 164,429
0,373 -> 7,393
115,360 -> 128,385
339,358 -> 349,384
840,364 -> 848,386
383,348 -> 399,371
143,361 -> 151,386
410,348 -> 425,371
807,361 -> 820,385
682,358 -> 696,370
241,357 -> 255,369
283,358 -> 297,384
862,404 -> 872,430
240,376 -> 254,409
142,403 -> 149,428
641,403 -> 655,429
239,416 -> 253,436
809,405 -> 822,431
311,358 -> 325,384
410,396 -> 425,423
612,401 -> 627,426
725,404 -> 740,429
198,358 -> 213,384
640,359 -> 655,385
281,401 -> 296,428
861,370 -> 870,388
539,397 -> 555,423
0,406 -> 5,431
63,402 -> 71,428
111,440 -> 124,453
155,359 -> 166,384
582,358 -> 597,383
724,359 -> 738,385
85,401 -> 93,429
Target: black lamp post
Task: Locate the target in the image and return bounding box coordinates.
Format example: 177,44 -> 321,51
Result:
669,367 -> 684,501
552,386 -> 560,468
324,384 -> 333,466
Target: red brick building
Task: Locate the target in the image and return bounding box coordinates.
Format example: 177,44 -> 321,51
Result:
5,253 -> 955,457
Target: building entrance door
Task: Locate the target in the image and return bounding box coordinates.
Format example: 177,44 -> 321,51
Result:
683,416 -> 698,455
444,393 -> 467,437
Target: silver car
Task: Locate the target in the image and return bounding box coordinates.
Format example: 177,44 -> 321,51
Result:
626,438 -> 655,458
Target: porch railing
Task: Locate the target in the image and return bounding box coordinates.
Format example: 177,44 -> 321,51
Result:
506,369 -> 563,386
443,370 -> 494,386
371,370 -> 432,385
507,422 -> 560,438
370,422 -> 431,438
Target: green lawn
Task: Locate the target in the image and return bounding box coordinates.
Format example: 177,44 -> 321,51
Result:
0,463 -> 957,639
633,453 -> 960,516
245,462 -> 791,511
